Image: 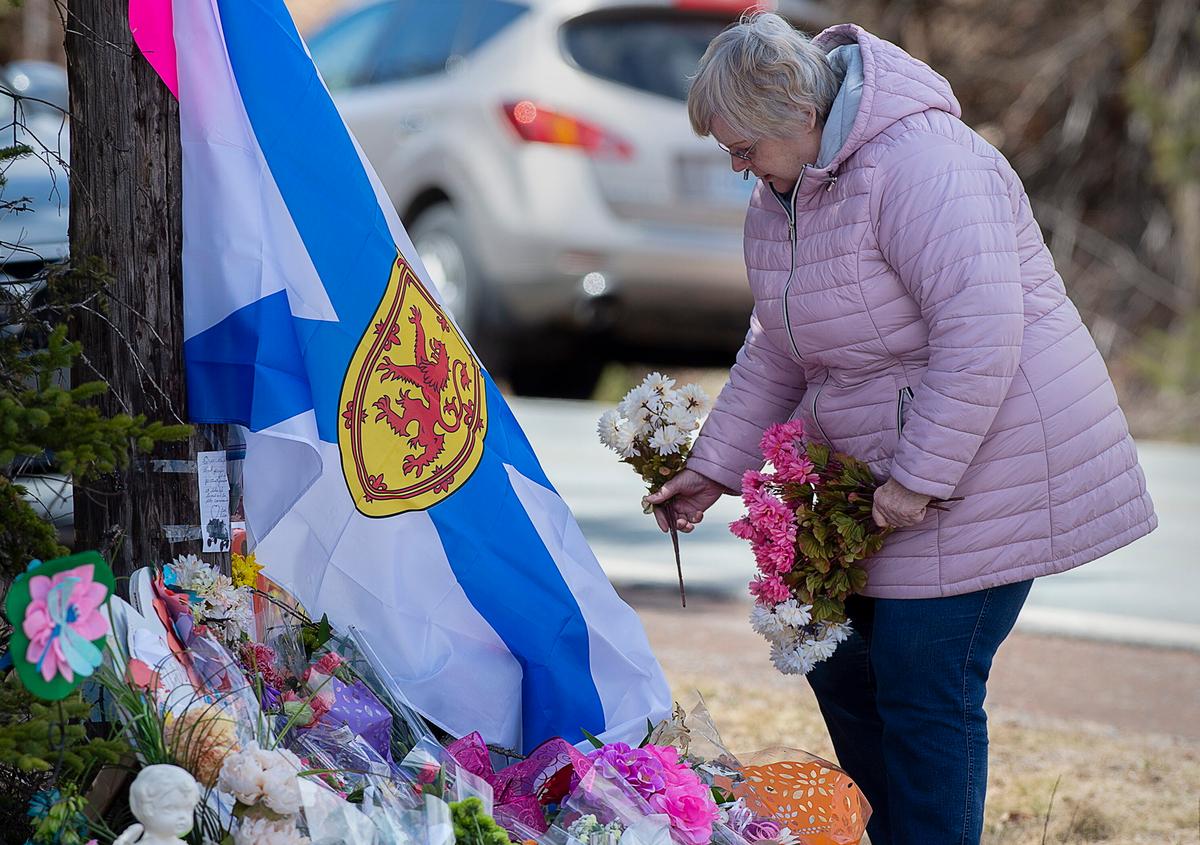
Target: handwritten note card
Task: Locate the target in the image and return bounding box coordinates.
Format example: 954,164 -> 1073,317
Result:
197,450 -> 231,553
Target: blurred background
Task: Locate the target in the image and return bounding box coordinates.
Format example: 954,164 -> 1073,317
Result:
3,0 -> 1197,616
2,3 -> 1197,839
2,0 -> 1196,432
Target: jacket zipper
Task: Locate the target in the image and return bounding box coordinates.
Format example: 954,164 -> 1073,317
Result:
775,167 -> 806,360
896,385 -> 914,434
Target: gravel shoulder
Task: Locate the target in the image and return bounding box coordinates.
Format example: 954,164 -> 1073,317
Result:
625,588 -> 1200,844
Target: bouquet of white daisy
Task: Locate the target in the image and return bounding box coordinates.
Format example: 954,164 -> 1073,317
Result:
597,372 -> 711,605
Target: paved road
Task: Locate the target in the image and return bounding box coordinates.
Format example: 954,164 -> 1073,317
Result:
508,397 -> 1200,650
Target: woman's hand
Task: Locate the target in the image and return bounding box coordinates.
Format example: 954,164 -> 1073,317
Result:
643,469 -> 726,534
872,477 -> 933,528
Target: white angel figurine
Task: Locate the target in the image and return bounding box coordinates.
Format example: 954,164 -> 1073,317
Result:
114,765 -> 200,845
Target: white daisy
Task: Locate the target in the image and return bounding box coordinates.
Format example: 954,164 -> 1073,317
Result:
774,599 -> 813,629
826,622 -> 853,643
649,424 -> 685,456
613,426 -> 639,459
806,634 -> 839,662
618,383 -> 655,417
596,409 -> 623,450
750,604 -> 785,638
170,553 -> 215,592
641,371 -> 676,396
770,640 -> 816,675
677,383 -> 712,415
664,402 -> 699,431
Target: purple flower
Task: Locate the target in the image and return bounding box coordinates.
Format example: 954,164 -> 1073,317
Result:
588,742 -> 667,798
260,684 -> 281,712
743,819 -> 782,840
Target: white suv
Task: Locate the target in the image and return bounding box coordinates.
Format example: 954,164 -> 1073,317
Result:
309,0 -> 830,396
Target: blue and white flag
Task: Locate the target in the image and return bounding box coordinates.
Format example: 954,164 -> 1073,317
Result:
134,0 -> 670,751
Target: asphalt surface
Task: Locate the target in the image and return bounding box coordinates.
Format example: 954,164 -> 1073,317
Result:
508,397 -> 1200,651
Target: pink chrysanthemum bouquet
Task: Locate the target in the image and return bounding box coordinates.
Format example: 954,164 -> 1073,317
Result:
731,420 -> 889,675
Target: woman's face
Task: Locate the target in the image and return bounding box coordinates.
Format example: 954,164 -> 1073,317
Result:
710,113 -> 823,194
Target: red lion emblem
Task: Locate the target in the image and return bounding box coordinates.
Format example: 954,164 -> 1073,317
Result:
372,304 -> 454,477
339,256 -> 485,515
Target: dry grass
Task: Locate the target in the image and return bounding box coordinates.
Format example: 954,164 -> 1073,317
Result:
662,670 -> 1200,845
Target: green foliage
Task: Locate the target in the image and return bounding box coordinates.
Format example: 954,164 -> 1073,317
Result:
1125,73 -> 1200,188
26,784 -> 93,845
0,673 -> 127,778
0,142 -> 33,168
0,324 -> 192,480
0,478 -> 68,579
300,613 -> 333,660
771,449 -> 888,625
1121,309 -> 1200,395
625,444 -> 691,496
450,797 -> 510,845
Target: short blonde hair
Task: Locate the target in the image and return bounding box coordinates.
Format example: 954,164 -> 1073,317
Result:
688,12 -> 838,140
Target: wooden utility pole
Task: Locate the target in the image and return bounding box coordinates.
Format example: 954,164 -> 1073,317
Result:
64,0 -> 209,579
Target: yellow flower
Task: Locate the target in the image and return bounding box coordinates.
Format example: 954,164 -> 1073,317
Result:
231,552 -> 262,589
165,708 -> 241,787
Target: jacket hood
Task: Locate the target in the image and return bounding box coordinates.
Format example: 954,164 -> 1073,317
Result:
812,24 -> 961,173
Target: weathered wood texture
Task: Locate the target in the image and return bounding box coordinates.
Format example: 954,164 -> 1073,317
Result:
65,0 -> 218,579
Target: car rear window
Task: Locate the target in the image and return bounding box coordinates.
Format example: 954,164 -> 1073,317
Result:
561,10 -> 734,101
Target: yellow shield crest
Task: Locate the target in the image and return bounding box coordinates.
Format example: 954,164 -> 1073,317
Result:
339,254 -> 486,516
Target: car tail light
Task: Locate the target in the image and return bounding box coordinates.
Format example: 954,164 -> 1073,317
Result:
502,100 -> 634,160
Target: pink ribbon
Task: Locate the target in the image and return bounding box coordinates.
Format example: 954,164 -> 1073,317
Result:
447,732 -> 593,833
128,0 -> 179,97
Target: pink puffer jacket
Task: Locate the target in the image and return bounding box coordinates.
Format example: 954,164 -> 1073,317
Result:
688,24 -> 1156,598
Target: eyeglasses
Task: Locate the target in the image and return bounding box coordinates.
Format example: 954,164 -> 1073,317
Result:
716,138 -> 759,162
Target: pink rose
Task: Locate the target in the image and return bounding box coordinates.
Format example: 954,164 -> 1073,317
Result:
312,652 -> 344,675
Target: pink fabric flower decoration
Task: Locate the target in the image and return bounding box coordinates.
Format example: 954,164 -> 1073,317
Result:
641,744 -> 719,845
590,743 -> 718,845
22,565 -> 110,683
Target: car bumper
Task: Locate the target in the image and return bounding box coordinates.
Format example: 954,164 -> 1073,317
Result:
476,216 -> 752,348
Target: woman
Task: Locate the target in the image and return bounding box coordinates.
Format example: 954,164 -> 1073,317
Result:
646,13 -> 1156,845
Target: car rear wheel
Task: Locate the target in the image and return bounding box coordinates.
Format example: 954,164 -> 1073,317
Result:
409,203 -> 483,341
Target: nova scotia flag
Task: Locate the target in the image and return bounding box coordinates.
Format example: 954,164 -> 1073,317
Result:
129,0 -> 670,750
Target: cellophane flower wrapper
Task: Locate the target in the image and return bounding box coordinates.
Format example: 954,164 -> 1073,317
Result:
421,792 -> 458,845
507,817 -> 555,845
288,656 -> 397,764
293,773 -> 379,843
709,747 -> 870,845
549,758 -> 671,845
357,788 -> 455,845
651,698 -> 870,845
398,736 -> 496,813
290,721 -> 400,797
244,579 -> 433,766
345,625 -> 439,757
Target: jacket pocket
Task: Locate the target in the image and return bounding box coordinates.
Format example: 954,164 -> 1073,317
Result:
811,380 -> 832,445
896,386 -> 915,435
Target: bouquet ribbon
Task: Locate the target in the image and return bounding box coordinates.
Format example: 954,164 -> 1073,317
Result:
447,732 -> 593,833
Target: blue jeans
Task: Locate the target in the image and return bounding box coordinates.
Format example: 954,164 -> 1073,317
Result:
806,580 -> 1032,845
